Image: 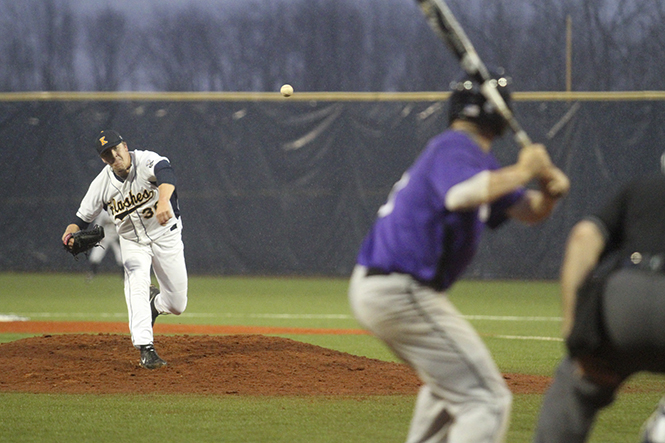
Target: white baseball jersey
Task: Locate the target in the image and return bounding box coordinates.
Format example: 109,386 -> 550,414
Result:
76,150 -> 178,245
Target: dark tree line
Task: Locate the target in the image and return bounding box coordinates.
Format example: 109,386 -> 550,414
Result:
1,0 -> 663,93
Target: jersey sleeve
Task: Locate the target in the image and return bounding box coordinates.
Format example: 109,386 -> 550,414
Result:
428,146 -> 487,205
428,142 -> 523,228
155,160 -> 177,186
140,150 -> 170,182
75,171 -> 107,224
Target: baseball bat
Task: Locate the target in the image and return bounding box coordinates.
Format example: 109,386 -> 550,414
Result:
415,0 -> 532,148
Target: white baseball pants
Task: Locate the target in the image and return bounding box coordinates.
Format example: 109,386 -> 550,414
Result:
119,224 -> 188,348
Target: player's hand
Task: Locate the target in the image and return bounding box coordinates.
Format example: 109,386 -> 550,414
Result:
517,144 -> 552,181
62,224 -> 80,248
155,205 -> 173,226
540,166 -> 570,199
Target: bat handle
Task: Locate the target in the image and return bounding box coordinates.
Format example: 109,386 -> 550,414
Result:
480,82 -> 532,148
513,129 -> 532,148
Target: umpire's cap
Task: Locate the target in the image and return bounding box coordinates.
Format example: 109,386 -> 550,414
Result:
95,130 -> 124,156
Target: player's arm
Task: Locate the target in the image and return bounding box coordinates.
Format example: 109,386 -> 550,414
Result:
507,166 -> 570,224
62,217 -> 91,247
154,160 -> 177,226
445,143 -> 552,211
64,173 -> 108,246
155,183 -> 175,225
559,219 -> 605,337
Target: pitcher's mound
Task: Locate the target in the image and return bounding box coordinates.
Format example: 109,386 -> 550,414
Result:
0,333 -> 551,395
0,334 -> 420,395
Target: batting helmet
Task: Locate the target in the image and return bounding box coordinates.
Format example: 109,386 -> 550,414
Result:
448,71 -> 512,137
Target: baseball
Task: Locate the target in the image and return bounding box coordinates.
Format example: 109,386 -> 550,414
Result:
280,84 -> 294,97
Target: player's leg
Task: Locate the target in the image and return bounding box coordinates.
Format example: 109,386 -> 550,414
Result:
350,267 -> 458,439
150,226 -> 188,317
349,266 -> 511,443
406,384 -> 453,442
533,356 -> 616,443
533,269 -> 665,442
101,225 -> 123,268
87,239 -> 107,279
111,241 -> 123,267
349,266 -> 460,440
401,283 -> 511,443
90,235 -> 112,263
88,246 -> 105,267
119,237 -> 154,347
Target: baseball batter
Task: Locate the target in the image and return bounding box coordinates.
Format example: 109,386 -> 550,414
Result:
348,74 -> 569,443
62,130 -> 188,369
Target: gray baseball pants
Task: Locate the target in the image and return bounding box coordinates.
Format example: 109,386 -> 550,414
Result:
349,265 -> 512,443
534,268 -> 665,443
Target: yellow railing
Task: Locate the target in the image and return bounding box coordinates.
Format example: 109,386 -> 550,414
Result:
0,91 -> 664,102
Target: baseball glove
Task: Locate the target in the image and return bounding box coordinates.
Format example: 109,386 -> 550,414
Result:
64,225 -> 105,257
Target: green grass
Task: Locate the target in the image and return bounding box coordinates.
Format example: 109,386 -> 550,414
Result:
1,272 -> 665,442
0,393 -> 413,443
0,273 -> 357,328
0,334 -> 36,344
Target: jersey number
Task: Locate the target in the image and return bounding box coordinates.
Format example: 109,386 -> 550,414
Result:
377,172 -> 410,218
141,202 -> 159,219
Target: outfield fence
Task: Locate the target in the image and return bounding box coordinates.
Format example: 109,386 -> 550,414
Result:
1,91 -> 663,278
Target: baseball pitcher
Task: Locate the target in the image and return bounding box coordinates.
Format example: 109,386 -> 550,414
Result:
62,130 -> 188,369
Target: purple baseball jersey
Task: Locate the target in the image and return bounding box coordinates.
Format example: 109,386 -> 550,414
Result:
357,130 -> 525,291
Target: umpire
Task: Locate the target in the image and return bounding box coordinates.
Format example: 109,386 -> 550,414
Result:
533,160 -> 665,442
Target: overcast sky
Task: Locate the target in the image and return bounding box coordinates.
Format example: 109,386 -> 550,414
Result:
68,0 -> 196,19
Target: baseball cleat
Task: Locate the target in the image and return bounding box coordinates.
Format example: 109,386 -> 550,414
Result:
149,285 -> 160,327
139,344 -> 167,369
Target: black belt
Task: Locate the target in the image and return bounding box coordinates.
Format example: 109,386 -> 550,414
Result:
366,267 -> 391,277
365,267 -> 441,291
624,253 -> 665,273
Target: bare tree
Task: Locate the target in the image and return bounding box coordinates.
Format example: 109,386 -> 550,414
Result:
0,0 -> 663,93
36,0 -> 78,90
572,0 -> 664,90
624,0 -> 665,89
83,9 -> 130,91
0,1 -> 38,91
0,0 -> 77,91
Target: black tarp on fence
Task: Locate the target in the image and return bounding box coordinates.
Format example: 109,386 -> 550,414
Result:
1,97 -> 664,279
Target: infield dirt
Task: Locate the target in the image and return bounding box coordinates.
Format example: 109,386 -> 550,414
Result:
0,322 -> 553,396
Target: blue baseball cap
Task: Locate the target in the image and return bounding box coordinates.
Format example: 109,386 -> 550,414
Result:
95,130 -> 124,156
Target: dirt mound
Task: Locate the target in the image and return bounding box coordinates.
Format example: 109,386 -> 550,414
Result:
0,333 -> 551,395
0,334 -> 421,395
